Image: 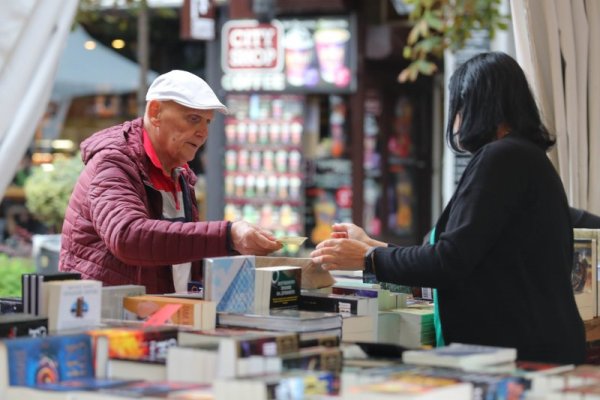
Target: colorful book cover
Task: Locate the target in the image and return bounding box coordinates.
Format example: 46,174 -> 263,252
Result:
4,333 -> 95,387
204,255 -> 255,313
87,326 -> 179,361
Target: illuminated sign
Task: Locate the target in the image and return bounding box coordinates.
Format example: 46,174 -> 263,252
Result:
222,17 -> 356,93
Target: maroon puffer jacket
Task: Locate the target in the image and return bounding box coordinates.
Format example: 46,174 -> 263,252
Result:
59,118 -> 229,293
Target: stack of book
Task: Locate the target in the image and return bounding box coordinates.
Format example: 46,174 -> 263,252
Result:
379,303 -> 435,348
20,271 -> 81,316
122,294 -> 216,330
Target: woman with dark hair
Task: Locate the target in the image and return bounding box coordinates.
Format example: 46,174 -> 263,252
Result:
311,52 -> 586,364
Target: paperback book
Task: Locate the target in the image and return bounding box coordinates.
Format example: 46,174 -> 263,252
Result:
255,256 -> 335,289
0,313 -> 48,339
45,280 -> 102,332
88,325 -> 179,378
401,343 -> 517,370
299,292 -> 377,316
0,333 -> 95,389
122,295 -> 216,330
214,370 -> 340,399
217,309 -> 343,333
101,284 -> 146,320
573,229 -> 599,320
21,272 -> 81,316
255,266 -> 301,312
203,255 -> 256,313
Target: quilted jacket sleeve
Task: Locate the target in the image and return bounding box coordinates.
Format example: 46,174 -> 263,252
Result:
87,150 -> 228,266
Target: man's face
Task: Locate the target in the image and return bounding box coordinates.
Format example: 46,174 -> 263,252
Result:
152,101 -> 215,171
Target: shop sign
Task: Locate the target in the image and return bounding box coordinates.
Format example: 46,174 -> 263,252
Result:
180,0 -> 215,41
221,17 -> 356,93
222,20 -> 284,71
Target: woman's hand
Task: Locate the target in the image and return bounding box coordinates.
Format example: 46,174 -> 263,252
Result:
310,238 -> 371,270
331,223 -> 387,247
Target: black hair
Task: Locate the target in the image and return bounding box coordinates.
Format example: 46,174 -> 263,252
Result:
446,51 -> 555,153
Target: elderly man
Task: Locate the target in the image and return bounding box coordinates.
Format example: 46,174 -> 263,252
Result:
60,70 -> 281,293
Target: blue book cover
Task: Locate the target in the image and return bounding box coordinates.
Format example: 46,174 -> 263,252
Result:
5,333 -> 95,387
203,255 -> 255,313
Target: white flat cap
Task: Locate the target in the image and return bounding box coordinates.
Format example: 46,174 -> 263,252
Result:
146,70 -> 228,114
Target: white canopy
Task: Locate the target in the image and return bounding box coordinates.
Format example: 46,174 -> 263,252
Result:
52,25 -> 158,101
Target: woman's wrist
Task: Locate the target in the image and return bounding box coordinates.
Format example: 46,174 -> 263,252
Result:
368,238 -> 388,247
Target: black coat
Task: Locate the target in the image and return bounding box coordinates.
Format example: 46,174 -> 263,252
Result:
373,135 -> 585,364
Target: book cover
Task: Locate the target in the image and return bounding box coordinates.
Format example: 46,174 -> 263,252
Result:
411,365 -> 526,400
46,280 -> 102,332
214,370 -> 340,399
401,343 -> 517,370
88,326 -> 179,361
217,309 -> 343,333
255,266 -> 301,312
203,255 -> 255,313
573,233 -> 598,320
0,313 -> 48,339
0,297 -> 23,314
299,292 -> 375,316
346,374 -> 473,400
122,295 -> 216,330
281,346 -> 343,373
3,333 -> 95,387
330,282 -> 407,310
255,256 -> 335,289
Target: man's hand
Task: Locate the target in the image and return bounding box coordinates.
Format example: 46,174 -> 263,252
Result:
230,220 -> 282,255
310,238 -> 370,270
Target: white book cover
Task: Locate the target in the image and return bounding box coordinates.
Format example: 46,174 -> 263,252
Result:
204,255 -> 255,313
401,343 -> 517,370
46,280 -> 102,331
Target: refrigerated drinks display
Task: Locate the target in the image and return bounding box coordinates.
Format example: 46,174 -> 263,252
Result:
361,90 -> 421,243
223,94 -> 305,254
304,95 -> 353,247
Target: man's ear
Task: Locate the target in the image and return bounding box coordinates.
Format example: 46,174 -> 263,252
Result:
147,100 -> 161,126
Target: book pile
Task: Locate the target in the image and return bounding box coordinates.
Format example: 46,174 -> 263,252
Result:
379,303 -> 435,348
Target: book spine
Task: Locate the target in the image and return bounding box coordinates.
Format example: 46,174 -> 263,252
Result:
299,295 -> 359,315
281,347 -> 343,373
0,318 -> 48,338
236,333 -> 300,357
